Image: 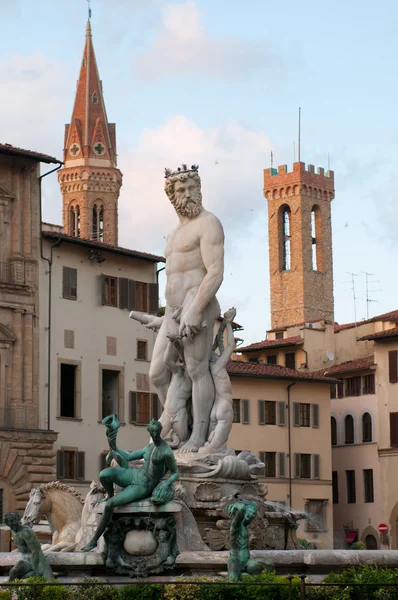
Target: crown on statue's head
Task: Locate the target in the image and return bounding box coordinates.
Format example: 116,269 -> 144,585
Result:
164,164 -> 199,179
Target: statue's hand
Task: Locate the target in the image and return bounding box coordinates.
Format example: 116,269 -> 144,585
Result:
179,307 -> 204,340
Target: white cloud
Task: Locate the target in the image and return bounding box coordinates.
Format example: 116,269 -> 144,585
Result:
117,115 -> 273,342
133,1 -> 278,81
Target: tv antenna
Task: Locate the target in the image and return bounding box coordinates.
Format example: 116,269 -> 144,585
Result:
361,271 -> 381,319
298,107 -> 301,162
346,272 -> 359,326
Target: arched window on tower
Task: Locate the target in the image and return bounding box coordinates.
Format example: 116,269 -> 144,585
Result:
311,205 -> 323,271
345,414 -> 354,444
76,205 -> 81,238
279,205 -> 291,271
362,413 -> 372,443
92,203 -> 104,242
70,206 -> 76,236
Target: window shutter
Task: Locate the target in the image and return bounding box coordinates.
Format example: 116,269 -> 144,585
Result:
370,374 -> 375,394
258,400 -> 265,425
100,274 -> 106,305
337,381 -> 344,398
259,451 -> 266,463
70,268 -> 77,299
311,454 -> 320,479
277,401 -> 286,426
130,392 -> 137,423
56,450 -> 65,479
295,453 -> 300,478
151,394 -> 161,420
100,453 -> 107,472
390,412 -> 398,448
389,351 -> 398,384
62,267 -> 69,298
77,451 -> 85,480
293,402 -> 300,426
312,404 -> 319,428
148,283 -> 159,314
119,278 -> 129,309
128,280 -> 137,311
242,399 -> 250,424
354,376 -> 361,396
278,452 -> 285,477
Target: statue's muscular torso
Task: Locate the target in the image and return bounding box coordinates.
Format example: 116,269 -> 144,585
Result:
164,209 -> 222,309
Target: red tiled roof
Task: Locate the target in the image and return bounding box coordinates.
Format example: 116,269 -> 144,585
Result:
227,360 -> 336,383
42,230 -> 165,263
358,327 -> 398,342
238,335 -> 303,352
334,309 -> 398,333
318,355 -> 375,376
0,143 -> 61,164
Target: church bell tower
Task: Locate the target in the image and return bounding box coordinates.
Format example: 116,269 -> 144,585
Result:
264,162 -> 335,330
58,20 -> 122,246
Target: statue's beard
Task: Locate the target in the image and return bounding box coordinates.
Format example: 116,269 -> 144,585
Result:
172,191 -> 202,218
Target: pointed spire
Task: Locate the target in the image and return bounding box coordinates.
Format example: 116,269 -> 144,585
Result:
63,21 -> 116,166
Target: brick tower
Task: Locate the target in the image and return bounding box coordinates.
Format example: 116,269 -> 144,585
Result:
264,162 -> 335,330
58,20 -> 122,245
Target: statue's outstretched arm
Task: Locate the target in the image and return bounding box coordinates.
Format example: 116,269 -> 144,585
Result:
129,311 -> 164,332
214,320 -> 235,371
165,450 -> 179,484
124,447 -> 146,462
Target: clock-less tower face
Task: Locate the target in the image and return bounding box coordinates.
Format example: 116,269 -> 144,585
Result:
69,143 -> 81,157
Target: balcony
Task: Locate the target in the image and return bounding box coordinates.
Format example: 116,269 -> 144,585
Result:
0,406 -> 38,429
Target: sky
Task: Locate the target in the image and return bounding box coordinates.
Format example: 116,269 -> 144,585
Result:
1,0 -> 397,344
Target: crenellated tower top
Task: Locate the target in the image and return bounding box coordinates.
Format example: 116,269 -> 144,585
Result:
264,161 -> 335,330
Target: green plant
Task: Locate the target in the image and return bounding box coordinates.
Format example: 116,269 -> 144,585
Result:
69,578 -> 116,600
298,538 -> 311,549
118,583 -> 162,600
350,541 -> 366,550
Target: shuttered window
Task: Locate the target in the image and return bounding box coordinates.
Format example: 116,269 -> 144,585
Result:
295,453 -> 311,478
345,415 -> 355,444
258,401 -> 276,425
277,401 -> 286,426
312,454 -> 320,479
56,449 -> 85,481
103,276 -> 118,307
331,416 -> 337,446
363,469 -> 374,503
332,471 -> 339,504
242,399 -> 250,424
390,412 -> 398,448
136,282 -> 148,312
345,376 -> 361,397
311,404 -> 319,428
346,470 -> 356,504
258,400 -> 265,425
119,278 -> 129,309
137,340 -> 148,361
389,351 -> 398,384
363,374 -> 375,395
62,267 -> 77,300
233,399 -> 241,423
285,352 -> 296,369
300,403 -> 311,427
278,452 -> 285,477
337,381 -> 344,398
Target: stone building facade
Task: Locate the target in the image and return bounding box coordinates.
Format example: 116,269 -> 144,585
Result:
0,144 -> 60,549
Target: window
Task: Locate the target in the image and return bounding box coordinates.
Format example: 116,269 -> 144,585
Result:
264,452 -> 276,477
389,351 -> 398,384
305,499 -> 327,532
261,401 -> 276,425
275,332 -> 284,340
311,206 -> 323,271
92,204 -> 104,242
62,267 -> 77,300
300,403 -> 311,427
64,329 -> 75,349
337,381 -> 344,398
285,352 -> 296,370
331,416 -> 337,446
363,374 -> 375,395
69,205 -> 80,237
280,206 -> 291,271
267,354 -> 277,365
345,415 -> 355,444
332,471 -> 339,504
346,470 -> 356,504
242,399 -> 250,424
92,92 -> 98,103
363,469 -> 374,503
233,399 -> 241,423
106,336 -> 117,356
345,376 -> 361,397
56,449 -> 85,481
300,454 -> 311,479
362,413 -> 372,443
330,384 -> 337,399
60,364 -> 77,418
0,489 -> 3,523
136,282 -> 149,312
248,356 -> 260,364
130,392 -> 160,425
137,340 -> 148,361
103,276 -> 118,307
390,412 -> 398,448
102,369 -> 120,419
295,453 -> 319,479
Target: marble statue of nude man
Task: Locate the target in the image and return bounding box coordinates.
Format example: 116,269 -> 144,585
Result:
149,165 -> 224,453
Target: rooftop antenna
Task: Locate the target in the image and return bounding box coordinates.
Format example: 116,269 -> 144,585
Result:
271,151 -> 273,169
87,0 -> 92,20
298,107 -> 301,162
361,271 -> 381,319
346,272 -> 359,326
